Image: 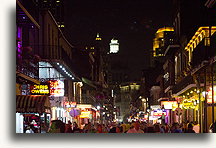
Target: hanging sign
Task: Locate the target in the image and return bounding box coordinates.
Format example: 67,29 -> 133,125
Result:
80,111 -> 92,118
153,109 -> 167,116
48,80 -> 64,96
161,101 -> 178,110
207,86 -> 216,104
182,99 -> 196,109
64,102 -> 77,111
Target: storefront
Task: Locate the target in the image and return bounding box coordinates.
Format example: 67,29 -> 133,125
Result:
174,87 -> 202,124
181,97 -> 199,122
206,85 -> 216,129
16,95 -> 51,133
64,101 -> 78,124
160,101 -> 178,124
149,108 -> 168,125
75,104 -> 98,128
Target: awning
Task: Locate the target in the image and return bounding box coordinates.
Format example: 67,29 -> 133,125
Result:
16,95 -> 51,114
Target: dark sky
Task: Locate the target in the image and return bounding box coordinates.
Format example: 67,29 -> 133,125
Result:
64,0 -> 173,80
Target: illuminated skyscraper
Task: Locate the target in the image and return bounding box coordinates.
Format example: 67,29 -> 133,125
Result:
153,27 -> 174,57
109,38 -> 119,53
95,33 -> 102,41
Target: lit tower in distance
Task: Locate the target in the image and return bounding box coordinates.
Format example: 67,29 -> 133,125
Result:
95,33 -> 102,41
153,27 -> 174,57
109,38 -> 119,53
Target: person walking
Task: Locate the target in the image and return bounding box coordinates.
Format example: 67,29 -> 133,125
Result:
83,122 -> 96,133
209,121 -> 216,133
171,122 -> 183,133
65,120 -> 73,133
127,122 -> 144,133
192,121 -> 200,133
185,123 -> 195,133
72,122 -> 83,133
25,125 -> 34,133
96,124 -> 106,133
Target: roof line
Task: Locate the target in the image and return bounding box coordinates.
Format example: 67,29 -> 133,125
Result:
17,0 -> 40,29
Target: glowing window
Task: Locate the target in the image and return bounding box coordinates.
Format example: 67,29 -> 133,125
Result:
204,38 -> 210,46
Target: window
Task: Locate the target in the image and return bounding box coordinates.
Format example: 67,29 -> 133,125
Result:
205,37 -> 210,46
198,35 -> 201,42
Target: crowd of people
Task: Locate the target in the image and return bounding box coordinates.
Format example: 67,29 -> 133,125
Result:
24,120 -> 42,133
45,120 -> 200,133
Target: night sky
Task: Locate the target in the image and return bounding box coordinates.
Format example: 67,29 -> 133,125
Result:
64,0 -> 173,80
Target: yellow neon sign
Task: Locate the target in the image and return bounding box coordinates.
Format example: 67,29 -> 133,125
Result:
80,111 -> 91,118
30,84 -> 49,95
182,99 -> 197,109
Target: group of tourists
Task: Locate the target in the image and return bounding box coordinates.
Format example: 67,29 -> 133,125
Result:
45,120 -> 200,133
24,120 -> 41,133
25,120 -> 216,133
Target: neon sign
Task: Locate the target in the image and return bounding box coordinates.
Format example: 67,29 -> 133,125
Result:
30,84 -> 49,95
80,111 -> 92,118
64,102 -> 77,111
182,99 -> 196,109
207,86 -> 216,104
49,80 -> 64,96
65,102 -> 77,108
153,109 -> 167,116
161,101 -> 178,110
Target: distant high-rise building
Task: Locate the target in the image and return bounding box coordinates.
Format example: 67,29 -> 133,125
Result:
109,38 -> 119,53
95,33 -> 102,41
153,27 -> 174,57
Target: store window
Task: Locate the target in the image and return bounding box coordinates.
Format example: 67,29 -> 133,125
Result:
39,62 -> 64,80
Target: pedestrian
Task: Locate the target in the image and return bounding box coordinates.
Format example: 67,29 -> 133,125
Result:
109,126 -> 117,133
185,123 -> 195,133
65,123 -> 73,133
182,122 -> 188,133
192,121 -> 200,133
127,121 -> 144,133
154,124 -> 161,133
146,126 -> 155,133
96,124 -> 105,133
160,125 -> 166,133
25,125 -> 34,133
210,121 -> 216,133
72,122 -> 83,133
171,122 -> 183,133
163,123 -> 170,133
83,122 -> 96,133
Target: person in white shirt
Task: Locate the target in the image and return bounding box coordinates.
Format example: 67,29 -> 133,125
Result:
127,122 -> 144,133
25,126 -> 34,133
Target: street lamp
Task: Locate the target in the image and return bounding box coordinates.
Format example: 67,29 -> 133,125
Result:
97,105 -> 100,110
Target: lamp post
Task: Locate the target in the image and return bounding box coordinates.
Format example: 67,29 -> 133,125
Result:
97,105 -> 102,124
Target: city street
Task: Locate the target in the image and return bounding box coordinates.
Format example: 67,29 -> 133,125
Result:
16,0 -> 216,133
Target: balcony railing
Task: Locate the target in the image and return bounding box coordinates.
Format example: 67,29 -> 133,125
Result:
16,59 -> 39,80
16,44 -> 74,81
172,75 -> 194,94
30,45 -> 74,71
